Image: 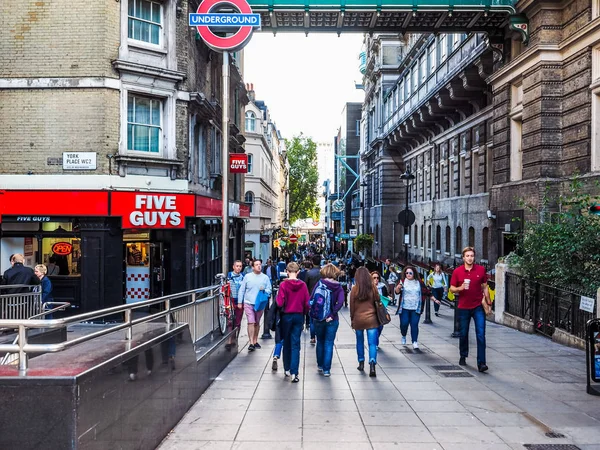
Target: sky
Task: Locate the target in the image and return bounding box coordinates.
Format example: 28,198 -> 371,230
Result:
243,33 -> 365,144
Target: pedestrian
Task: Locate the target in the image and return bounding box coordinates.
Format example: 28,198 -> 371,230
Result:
450,247 -> 491,372
267,294 -> 283,370
311,263 -> 345,376
350,267 -> 380,377
263,259 -> 279,283
34,264 -> 54,317
2,254 -> 40,293
46,256 -> 60,276
339,264 -> 349,307
304,254 -> 323,344
226,260 -> 245,349
238,259 -> 272,352
426,263 -> 446,316
298,261 -> 310,283
394,265 -> 434,350
370,271 -> 388,348
243,258 -> 254,275
387,266 -> 399,305
276,262 -> 310,383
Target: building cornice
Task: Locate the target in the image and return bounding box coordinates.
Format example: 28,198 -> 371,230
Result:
112,60 -> 186,82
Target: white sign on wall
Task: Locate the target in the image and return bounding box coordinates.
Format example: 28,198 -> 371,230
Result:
349,229 -> 357,237
63,152 -> 97,170
580,296 -> 595,313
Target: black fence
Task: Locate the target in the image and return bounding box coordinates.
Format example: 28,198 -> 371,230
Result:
505,272 -> 597,340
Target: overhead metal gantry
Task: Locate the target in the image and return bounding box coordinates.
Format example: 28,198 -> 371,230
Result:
248,0 -> 527,41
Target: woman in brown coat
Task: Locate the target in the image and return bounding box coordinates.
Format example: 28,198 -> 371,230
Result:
350,267 -> 380,377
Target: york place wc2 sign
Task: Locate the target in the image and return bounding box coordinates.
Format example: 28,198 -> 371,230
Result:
63,152 -> 97,170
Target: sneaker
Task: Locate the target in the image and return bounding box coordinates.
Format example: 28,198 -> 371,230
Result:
317,366 -> 323,373
323,372 -> 331,377
254,343 -> 262,349
478,364 -> 489,373
412,342 -> 419,350
291,375 -> 300,383
401,336 -> 407,345
434,312 -> 440,317
459,356 -> 467,366
248,344 -> 255,352
129,373 -> 137,381
284,370 -> 291,377
272,357 -> 278,371
310,338 -> 316,345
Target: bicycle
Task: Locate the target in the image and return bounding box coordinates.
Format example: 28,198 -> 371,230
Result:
215,273 -> 235,335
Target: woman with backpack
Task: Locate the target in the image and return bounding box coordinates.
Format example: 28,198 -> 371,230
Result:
310,263 -> 345,377
276,262 -> 310,383
394,265 -> 434,350
350,267 -> 380,377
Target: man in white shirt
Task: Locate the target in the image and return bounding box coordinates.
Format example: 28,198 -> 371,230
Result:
238,259 -> 272,351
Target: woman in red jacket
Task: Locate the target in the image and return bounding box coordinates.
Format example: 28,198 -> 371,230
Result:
276,262 -> 310,383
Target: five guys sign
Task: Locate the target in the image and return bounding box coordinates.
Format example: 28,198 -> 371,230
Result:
111,192 -> 195,229
230,154 -> 248,173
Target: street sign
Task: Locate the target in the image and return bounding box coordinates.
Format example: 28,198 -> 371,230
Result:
398,209 -> 416,227
339,233 -> 350,239
289,234 -> 298,243
273,239 -> 280,248
190,0 -> 261,52
590,204 -> 600,215
332,199 -> 345,212
349,229 -> 357,237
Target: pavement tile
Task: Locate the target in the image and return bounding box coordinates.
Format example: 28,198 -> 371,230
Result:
491,426 -> 573,444
247,399 -> 302,411
303,423 -> 369,442
417,412 -> 485,427
365,425 -> 436,443
428,426 -> 504,443
361,411 -> 422,427
167,423 -> 239,441
231,442 -> 300,450
355,400 -> 412,412
303,399 -> 359,412
303,410 -> 362,425
158,440 -> 233,450
407,400 -> 468,413
372,444 -> 444,450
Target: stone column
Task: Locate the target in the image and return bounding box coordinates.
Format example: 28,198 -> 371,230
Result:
494,263 -> 507,324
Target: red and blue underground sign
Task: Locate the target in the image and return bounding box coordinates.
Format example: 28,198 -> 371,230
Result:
189,0 -> 261,52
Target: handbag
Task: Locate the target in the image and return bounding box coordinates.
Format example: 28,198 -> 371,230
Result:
254,290 -> 269,312
375,296 -> 391,325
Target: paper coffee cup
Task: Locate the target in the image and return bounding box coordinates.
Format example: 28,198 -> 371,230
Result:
464,279 -> 471,290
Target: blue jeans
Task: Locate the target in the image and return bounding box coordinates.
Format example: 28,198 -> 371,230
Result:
309,316 -> 316,339
400,309 -> 420,343
355,328 -> 378,364
281,313 -> 303,375
314,320 -> 339,373
274,340 -> 283,359
458,305 -> 486,365
376,325 -> 383,346
432,287 -> 444,313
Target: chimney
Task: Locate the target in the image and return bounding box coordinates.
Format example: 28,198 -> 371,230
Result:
247,82 -> 255,102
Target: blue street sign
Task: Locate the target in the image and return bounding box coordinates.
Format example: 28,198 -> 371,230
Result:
189,13 -> 261,27
339,233 -> 350,239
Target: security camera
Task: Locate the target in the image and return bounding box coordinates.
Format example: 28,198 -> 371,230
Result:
487,210 -> 496,220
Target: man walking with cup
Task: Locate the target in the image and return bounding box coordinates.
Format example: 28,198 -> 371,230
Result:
450,247 -> 491,373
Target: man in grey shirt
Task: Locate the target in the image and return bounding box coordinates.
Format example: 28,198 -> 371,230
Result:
238,259 -> 272,351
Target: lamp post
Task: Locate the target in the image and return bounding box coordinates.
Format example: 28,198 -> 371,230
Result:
400,169 -> 415,264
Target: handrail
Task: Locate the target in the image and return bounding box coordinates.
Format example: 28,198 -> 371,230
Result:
0,284 -> 221,372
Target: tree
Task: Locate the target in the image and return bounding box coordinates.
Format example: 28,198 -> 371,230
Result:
354,234 -> 374,253
509,179 -> 600,294
286,134 -> 320,224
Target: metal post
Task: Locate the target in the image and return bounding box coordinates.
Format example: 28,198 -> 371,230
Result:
221,51 -> 230,277
404,183 -> 409,263
125,309 -> 132,341
18,325 -> 28,372
451,299 -> 461,338
165,299 -> 171,325
423,291 -> 432,324
192,292 -> 197,344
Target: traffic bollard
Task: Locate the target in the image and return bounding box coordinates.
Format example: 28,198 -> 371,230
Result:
423,295 -> 432,324
451,300 -> 460,338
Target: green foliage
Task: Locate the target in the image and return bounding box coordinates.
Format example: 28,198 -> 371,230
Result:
354,234 -> 374,252
286,134 -> 320,224
510,178 -> 600,294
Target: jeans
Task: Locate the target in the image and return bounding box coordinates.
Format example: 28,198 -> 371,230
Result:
431,288 -> 444,313
376,325 -> 383,346
309,316 -> 316,339
274,340 -> 283,359
314,320 -> 339,373
281,313 -> 304,375
399,309 -> 420,343
458,305 -> 486,365
355,328 -> 378,364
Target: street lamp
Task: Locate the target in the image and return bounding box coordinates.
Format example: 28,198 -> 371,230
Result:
400,169 -> 415,263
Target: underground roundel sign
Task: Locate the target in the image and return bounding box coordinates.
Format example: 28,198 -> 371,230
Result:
189,0 -> 261,52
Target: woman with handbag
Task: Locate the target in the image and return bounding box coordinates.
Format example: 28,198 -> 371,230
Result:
350,267 -> 380,377
395,265 -> 434,350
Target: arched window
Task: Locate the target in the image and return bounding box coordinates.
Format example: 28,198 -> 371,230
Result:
414,224 -> 418,247
247,154 -> 253,174
468,227 -> 475,248
436,226 -> 441,252
445,226 -> 451,254
482,227 -> 489,260
245,111 -> 256,132
456,226 -> 463,255
245,191 -> 254,214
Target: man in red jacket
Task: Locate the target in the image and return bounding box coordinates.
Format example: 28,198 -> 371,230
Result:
450,247 -> 491,373
276,262 -> 310,383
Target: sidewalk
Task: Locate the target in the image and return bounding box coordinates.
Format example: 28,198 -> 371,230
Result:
158,303 -> 600,450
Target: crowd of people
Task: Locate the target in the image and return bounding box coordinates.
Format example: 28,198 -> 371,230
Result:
228,246 -> 492,382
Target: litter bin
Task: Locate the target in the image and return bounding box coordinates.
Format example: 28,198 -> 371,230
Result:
586,318 -> 600,396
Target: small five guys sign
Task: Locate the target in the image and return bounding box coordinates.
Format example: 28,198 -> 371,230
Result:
230,154 -> 248,173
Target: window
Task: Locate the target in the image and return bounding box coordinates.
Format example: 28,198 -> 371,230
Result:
482,227 -> 489,260
399,80 -> 404,104
245,191 -> 254,214
414,224 -> 418,248
211,128 -> 222,175
452,33 -> 461,51
128,0 -> 162,46
455,226 -> 463,255
245,111 -> 256,132
510,83 -> 523,181
412,66 -> 419,92
356,120 -> 360,136
195,123 -> 208,184
468,227 -> 475,247
427,225 -> 432,249
247,154 -> 253,174
440,34 -> 448,62
419,54 -> 427,84
405,75 -> 411,98
420,224 -> 424,248
428,43 -> 437,74
445,226 -> 451,254
594,0 -> 600,19
127,94 -> 162,153
436,226 -> 441,252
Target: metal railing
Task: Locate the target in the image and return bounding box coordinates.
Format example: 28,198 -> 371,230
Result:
1,285 -> 43,324
505,272 -> 597,340
0,284 -> 221,372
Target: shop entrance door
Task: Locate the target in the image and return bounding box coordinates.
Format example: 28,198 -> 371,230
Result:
149,242 -> 169,298
124,241 -> 151,304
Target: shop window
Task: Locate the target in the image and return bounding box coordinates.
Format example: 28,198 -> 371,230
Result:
445,226 -> 451,254
128,0 -> 163,46
127,94 -> 162,153
455,226 -> 462,256
41,229 -> 82,275
245,111 -> 256,132
468,226 -> 475,247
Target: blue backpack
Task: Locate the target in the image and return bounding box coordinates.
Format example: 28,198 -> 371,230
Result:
310,281 -> 333,322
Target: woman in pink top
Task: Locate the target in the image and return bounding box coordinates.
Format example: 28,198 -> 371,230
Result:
276,262 -> 310,383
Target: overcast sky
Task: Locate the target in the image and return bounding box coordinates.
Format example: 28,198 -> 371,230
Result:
243,33 -> 365,144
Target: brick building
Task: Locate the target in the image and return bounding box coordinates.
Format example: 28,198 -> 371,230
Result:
0,0 -> 249,312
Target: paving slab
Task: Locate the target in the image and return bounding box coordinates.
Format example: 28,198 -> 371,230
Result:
158,305 -> 599,450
